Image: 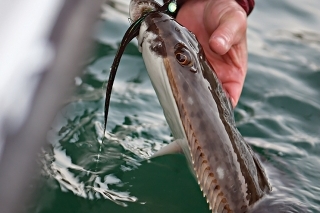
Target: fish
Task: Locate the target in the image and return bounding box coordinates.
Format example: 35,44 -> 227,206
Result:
128,0 -> 271,212
104,0 -> 307,212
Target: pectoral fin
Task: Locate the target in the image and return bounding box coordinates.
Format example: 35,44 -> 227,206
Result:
152,139 -> 185,158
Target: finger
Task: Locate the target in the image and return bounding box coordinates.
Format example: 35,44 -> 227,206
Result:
224,81 -> 242,107
208,9 -> 247,55
213,40 -> 248,107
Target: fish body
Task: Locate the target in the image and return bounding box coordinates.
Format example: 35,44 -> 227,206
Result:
130,1 -> 271,212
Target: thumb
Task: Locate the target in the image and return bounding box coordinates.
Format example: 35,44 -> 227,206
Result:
208,9 -> 247,55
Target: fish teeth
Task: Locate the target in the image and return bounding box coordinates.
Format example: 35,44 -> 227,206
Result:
213,192 -> 223,212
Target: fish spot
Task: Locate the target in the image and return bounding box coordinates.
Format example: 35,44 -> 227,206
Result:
217,167 -> 224,179
196,109 -> 203,118
187,96 -> 193,105
147,34 -> 166,56
199,121 -> 206,131
150,40 -> 165,56
183,82 -> 188,91
215,155 -> 219,162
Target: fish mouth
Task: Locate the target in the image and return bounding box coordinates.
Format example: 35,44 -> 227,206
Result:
129,0 -> 160,22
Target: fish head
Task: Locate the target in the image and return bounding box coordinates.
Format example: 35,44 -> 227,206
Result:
138,11 -> 206,78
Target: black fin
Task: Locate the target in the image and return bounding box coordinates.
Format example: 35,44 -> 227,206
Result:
104,15 -> 147,132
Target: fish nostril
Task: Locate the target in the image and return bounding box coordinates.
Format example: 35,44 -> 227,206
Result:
190,66 -> 197,73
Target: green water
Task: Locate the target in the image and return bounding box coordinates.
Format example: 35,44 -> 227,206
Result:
29,0 -> 320,212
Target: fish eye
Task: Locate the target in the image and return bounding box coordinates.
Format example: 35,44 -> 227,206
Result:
175,53 -> 190,65
174,45 -> 193,67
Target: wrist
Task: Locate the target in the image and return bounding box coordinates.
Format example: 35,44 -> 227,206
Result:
173,0 -> 254,16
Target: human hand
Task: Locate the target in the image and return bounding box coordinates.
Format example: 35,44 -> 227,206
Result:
176,0 -> 248,107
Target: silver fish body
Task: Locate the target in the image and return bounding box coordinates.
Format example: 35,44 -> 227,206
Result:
130,1 -> 271,212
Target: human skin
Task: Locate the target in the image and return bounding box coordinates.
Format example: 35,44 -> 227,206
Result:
175,0 -> 249,107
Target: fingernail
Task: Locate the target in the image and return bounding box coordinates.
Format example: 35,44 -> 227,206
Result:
215,36 -> 227,49
230,97 -> 236,108
210,36 -> 228,55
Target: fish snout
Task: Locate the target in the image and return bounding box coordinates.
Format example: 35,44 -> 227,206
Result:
129,0 -> 160,22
